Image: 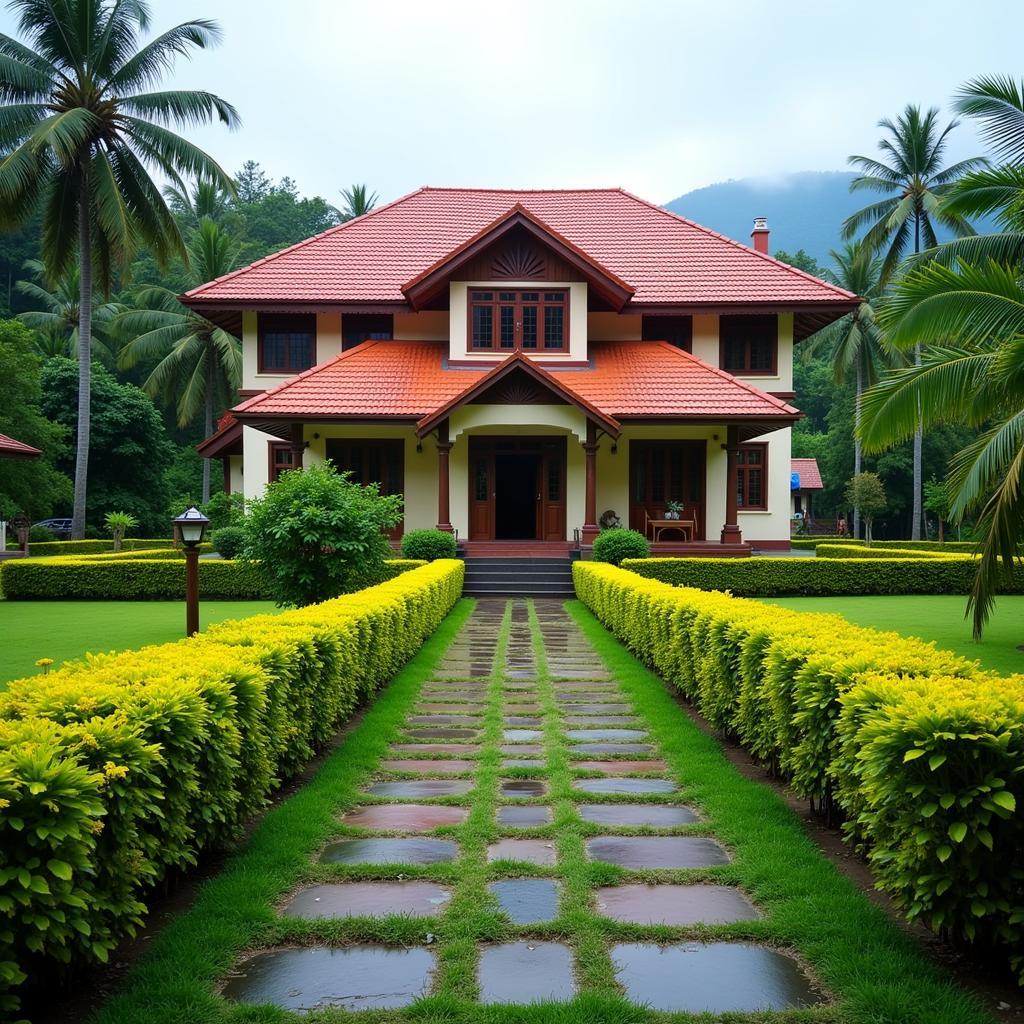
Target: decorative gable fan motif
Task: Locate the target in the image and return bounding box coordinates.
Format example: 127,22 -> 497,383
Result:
491,245 -> 546,280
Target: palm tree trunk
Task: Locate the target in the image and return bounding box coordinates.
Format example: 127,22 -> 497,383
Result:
71,174 -> 91,540
911,212 -> 923,540
853,360 -> 863,540
202,352 -> 213,504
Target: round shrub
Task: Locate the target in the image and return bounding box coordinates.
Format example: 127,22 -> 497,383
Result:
592,527 -> 649,566
212,526 -> 246,560
401,528 -> 457,561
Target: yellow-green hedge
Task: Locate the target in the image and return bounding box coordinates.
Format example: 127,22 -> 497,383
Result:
573,561 -> 1024,975
815,543 -> 964,560
0,556 -> 425,600
0,559 -> 464,1011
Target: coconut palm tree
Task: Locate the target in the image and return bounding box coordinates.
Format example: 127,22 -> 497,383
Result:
339,183 -> 379,222
164,177 -> 231,226
843,105 -> 985,539
0,0 -> 238,537
16,259 -> 121,365
118,218 -> 241,502
802,242 -> 890,538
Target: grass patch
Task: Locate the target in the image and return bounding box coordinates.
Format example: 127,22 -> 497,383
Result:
760,594 -> 1024,675
0,599 -> 279,686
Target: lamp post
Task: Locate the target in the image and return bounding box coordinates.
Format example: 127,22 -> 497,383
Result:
172,506 -> 210,637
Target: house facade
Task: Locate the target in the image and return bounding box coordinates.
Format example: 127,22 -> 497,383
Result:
191,189 -> 856,552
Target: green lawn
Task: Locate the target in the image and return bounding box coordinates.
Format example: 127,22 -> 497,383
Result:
0,600 -> 278,686
762,594 -> 1024,675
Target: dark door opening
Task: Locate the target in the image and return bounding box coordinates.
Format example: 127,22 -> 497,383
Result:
495,453 -> 539,539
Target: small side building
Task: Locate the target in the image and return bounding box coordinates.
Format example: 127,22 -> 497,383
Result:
790,457 -> 823,523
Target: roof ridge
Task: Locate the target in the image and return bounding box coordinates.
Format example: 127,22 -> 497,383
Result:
419,186 -> 625,195
185,187 -> 431,299
613,187 -> 859,302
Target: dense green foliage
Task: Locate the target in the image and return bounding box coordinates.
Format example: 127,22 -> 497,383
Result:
241,463 -> 404,606
0,560 -> 464,1013
400,527 -> 458,561
211,526 -> 246,560
591,527 -> 650,565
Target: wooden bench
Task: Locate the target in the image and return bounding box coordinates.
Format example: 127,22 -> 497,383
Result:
645,510 -> 696,542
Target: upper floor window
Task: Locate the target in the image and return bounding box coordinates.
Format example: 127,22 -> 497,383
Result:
469,288 -> 568,352
343,313 -> 393,350
642,314 -> 692,352
258,313 -> 316,374
736,443 -> 768,510
720,314 -> 777,375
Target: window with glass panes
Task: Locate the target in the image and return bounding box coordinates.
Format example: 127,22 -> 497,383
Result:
468,289 -> 568,351
720,314 -> 777,374
736,444 -> 768,510
268,442 -> 297,482
258,313 -> 316,373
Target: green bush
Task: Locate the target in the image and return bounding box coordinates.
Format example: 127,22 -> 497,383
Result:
0,559 -> 464,1013
27,525 -> 55,542
790,538 -> 983,553
592,527 -> 650,565
400,528 -> 457,561
573,561 -> 1024,980
621,555 -> 1024,596
26,538 -> 178,556
212,526 -> 246,560
816,543 -> 959,560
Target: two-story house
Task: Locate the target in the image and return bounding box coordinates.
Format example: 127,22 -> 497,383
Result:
190,188 -> 856,553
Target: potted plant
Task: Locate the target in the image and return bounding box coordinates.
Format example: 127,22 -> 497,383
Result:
664,500 -> 683,520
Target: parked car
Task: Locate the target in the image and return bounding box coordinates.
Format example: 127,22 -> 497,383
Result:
32,517 -> 73,540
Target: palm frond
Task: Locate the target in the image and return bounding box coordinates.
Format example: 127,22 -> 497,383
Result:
120,88 -> 240,129
105,20 -> 224,92
955,75 -> 1024,164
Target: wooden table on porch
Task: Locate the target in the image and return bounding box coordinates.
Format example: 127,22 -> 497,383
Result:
645,511 -> 696,542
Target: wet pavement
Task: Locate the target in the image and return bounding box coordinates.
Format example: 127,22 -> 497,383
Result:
222,598 -> 821,1012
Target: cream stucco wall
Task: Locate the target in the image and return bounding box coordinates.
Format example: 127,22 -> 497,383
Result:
240,310 -> 343,392
241,423 -> 283,502
393,311 -> 448,340
227,455 -> 244,495
738,425 -> 793,541
448,281 -> 588,363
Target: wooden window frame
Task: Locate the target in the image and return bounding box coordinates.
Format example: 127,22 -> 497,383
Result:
719,314 -> 778,375
736,442 -> 768,511
467,288 -> 569,353
268,441 -> 297,483
257,313 -> 316,374
642,314 -> 693,352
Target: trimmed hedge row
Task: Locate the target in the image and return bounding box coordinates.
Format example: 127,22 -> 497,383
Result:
790,537 -> 982,553
816,543 -> 962,560
0,559 -> 464,1012
25,538 -> 177,556
573,561 -> 1024,978
621,555 -> 1024,596
0,556 -> 425,600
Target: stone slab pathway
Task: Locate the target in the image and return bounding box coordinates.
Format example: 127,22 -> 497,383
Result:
223,598 -> 823,1015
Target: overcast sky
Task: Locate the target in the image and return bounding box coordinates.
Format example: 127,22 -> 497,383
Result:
3,0 -> 1021,205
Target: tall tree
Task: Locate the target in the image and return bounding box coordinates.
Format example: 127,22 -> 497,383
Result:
802,242 -> 890,537
0,0 -> 238,537
843,105 -> 984,539
339,183 -> 378,222
118,218 -> 242,502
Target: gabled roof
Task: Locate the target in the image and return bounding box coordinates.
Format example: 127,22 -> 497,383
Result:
182,187 -> 858,317
791,457 -> 823,489
196,413 -> 242,458
230,341 -> 799,442
0,432 -> 42,459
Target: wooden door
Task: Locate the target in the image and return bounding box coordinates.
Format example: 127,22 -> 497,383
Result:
629,441 -> 706,540
538,441 -> 566,541
469,445 -> 495,540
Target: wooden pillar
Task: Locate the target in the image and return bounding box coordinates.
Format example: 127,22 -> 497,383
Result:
184,545 -> 200,637
435,419 -> 453,533
720,424 -> 743,544
581,420 -> 600,545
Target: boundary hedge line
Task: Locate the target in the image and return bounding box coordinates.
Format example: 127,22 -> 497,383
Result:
0,559 -> 464,1013
621,555 -> 1024,596
815,543 -> 962,560
0,557 -> 425,600
25,538 -> 177,556
573,561 -> 1024,980
790,537 -> 983,553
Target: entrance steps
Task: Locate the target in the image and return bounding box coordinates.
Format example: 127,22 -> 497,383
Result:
462,556 -> 576,597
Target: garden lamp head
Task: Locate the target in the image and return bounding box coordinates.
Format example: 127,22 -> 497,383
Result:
173,506 -> 210,547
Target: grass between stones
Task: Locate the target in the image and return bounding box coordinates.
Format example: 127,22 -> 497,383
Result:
87,595 -> 997,1024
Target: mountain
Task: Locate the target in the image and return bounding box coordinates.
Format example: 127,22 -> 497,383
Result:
664,171 -> 861,265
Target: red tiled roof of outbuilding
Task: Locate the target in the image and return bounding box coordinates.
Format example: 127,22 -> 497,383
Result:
791,457 -> 824,489
0,432 -> 42,459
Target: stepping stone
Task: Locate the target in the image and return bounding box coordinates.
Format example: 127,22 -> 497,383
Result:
578,804 -> 697,826
478,942 -> 576,1004
489,879 -> 561,924
504,680 -> 536,689
341,804 -> 468,832
415,703 -> 478,714
587,836 -> 729,868
319,838 -> 458,865
404,728 -> 480,741
499,744 -> 545,755
502,758 -> 546,769
365,779 -> 473,797
379,759 -> 476,774
407,715 -> 482,727
572,743 -> 654,755
222,946 -> 434,1012
500,779 -> 547,798
596,884 -> 758,925
559,703 -> 632,714
391,744 -> 479,754
566,729 -> 648,741
556,691 -> 618,701
573,777 -> 677,795
573,759 -> 668,774
498,805 -> 552,827
611,943 -> 820,1012
487,838 -> 557,865
502,702 -> 541,712
503,716 -> 543,726
503,729 -> 543,742
282,881 -> 451,918
564,716 -> 641,727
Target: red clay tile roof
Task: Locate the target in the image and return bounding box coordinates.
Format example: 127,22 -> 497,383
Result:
791,457 -> 823,489
0,432 -> 42,459
232,341 -> 798,429
184,187 -> 856,309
